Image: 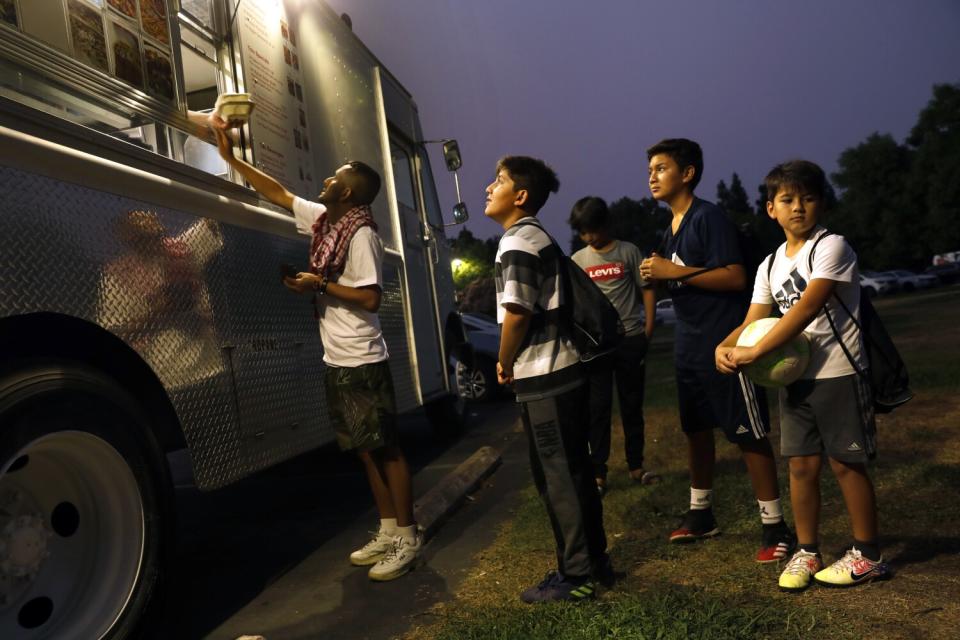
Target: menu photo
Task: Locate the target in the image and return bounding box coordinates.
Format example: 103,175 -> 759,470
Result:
107,0 -> 137,21
68,0 -> 109,73
109,18 -> 144,88
140,0 -> 169,45
2,0 -> 18,27
144,45 -> 174,101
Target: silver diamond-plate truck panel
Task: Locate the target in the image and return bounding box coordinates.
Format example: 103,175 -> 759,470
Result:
0,164 -> 419,489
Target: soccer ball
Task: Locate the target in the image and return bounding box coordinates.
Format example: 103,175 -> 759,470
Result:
735,317 -> 810,387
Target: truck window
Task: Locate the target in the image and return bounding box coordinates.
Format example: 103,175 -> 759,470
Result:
174,7 -> 228,177
0,0 -> 233,179
391,143 -> 419,211
391,140 -> 424,247
416,149 -> 444,229
180,0 -> 213,30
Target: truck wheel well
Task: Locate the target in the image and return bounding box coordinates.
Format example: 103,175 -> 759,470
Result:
0,313 -> 185,452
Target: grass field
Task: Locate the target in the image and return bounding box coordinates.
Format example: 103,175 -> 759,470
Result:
404,286 -> 960,640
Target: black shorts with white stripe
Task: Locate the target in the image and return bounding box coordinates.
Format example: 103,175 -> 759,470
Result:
676,368 -> 771,443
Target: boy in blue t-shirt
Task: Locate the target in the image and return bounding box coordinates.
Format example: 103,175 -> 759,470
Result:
717,160 -> 890,591
640,138 -> 794,563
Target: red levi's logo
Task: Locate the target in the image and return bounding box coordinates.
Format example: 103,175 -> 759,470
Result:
585,262 -> 625,281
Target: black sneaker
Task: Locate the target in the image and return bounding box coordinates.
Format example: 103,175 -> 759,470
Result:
595,477 -> 607,497
669,508 -> 721,543
593,553 -> 616,588
757,523 -> 796,563
520,570 -> 597,603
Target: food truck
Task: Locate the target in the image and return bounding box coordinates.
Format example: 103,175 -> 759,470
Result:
0,1 -> 468,636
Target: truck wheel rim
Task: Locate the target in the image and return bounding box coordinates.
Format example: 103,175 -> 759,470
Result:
0,431 -> 145,639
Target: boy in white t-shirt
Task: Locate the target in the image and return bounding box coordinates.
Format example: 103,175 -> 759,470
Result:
715,160 -> 890,592
215,130 -> 421,582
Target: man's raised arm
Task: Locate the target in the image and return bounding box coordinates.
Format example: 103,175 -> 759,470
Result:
214,129 -> 295,211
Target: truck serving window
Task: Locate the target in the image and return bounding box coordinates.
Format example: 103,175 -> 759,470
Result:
0,0 -> 231,179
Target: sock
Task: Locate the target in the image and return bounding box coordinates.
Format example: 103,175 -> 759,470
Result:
690,487 -> 713,510
396,524 -> 417,543
379,518 -> 397,536
757,499 -> 784,525
798,542 -> 820,555
853,539 -> 881,561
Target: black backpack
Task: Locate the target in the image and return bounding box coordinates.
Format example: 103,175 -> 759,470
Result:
736,223 -> 771,291
766,231 -> 912,413
513,222 -> 624,362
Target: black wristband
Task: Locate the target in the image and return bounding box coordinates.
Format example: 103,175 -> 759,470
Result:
319,276 -> 329,295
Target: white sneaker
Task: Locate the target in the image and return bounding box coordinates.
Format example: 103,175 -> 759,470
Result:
367,533 -> 423,581
349,530 -> 394,566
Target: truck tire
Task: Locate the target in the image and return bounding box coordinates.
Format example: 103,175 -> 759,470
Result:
0,362 -> 171,639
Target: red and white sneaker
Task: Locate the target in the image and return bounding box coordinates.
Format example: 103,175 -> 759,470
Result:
756,524 -> 796,563
814,547 -> 891,587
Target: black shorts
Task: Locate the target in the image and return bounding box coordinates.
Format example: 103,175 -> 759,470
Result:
324,360 -> 398,452
676,368 -> 770,443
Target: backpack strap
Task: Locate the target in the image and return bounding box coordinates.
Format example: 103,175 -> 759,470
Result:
507,219 -> 574,329
807,230 -> 869,379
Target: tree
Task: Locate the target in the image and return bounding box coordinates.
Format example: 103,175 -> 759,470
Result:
717,173 -> 751,217
717,173 -> 781,260
906,83 -> 960,256
449,228 -> 497,290
831,133 -> 914,269
828,83 -> 959,269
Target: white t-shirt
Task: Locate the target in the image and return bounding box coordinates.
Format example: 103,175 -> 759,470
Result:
292,197 -> 389,367
751,228 -> 863,379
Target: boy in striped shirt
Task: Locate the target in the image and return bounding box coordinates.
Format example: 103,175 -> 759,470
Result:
486,156 -> 610,603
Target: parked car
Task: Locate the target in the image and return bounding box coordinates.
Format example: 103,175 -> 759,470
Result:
860,270 -> 899,296
455,312 -> 501,401
860,271 -> 896,297
925,262 -> 960,285
655,299 -> 676,326
882,269 -> 939,292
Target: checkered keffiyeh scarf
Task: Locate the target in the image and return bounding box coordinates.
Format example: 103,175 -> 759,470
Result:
309,205 -> 378,277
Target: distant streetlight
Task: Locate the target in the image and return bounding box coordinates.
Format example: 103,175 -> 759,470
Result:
451,258 -> 464,272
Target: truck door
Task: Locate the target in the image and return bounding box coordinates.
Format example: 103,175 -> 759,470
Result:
389,136 -> 445,400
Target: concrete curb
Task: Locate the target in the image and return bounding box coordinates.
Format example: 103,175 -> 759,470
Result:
414,445 -> 503,540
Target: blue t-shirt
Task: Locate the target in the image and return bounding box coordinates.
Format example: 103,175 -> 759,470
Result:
662,198 -> 748,370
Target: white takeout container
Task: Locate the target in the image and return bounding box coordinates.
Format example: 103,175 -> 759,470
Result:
214,93 -> 255,121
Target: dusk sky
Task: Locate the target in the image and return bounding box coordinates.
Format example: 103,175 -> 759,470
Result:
325,0 -> 960,243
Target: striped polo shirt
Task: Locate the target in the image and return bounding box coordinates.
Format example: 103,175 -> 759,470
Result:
495,217 -> 582,400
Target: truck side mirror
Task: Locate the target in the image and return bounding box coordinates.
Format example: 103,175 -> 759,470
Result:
442,140 -> 462,172
452,202 -> 469,224
422,138 -> 468,226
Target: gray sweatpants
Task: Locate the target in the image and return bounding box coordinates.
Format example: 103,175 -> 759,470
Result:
520,382 -> 608,578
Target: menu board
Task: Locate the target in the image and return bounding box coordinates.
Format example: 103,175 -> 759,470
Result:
237,0 -> 315,196
6,0 -> 177,104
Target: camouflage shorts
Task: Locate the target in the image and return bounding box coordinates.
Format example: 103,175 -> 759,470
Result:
324,360 -> 397,452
